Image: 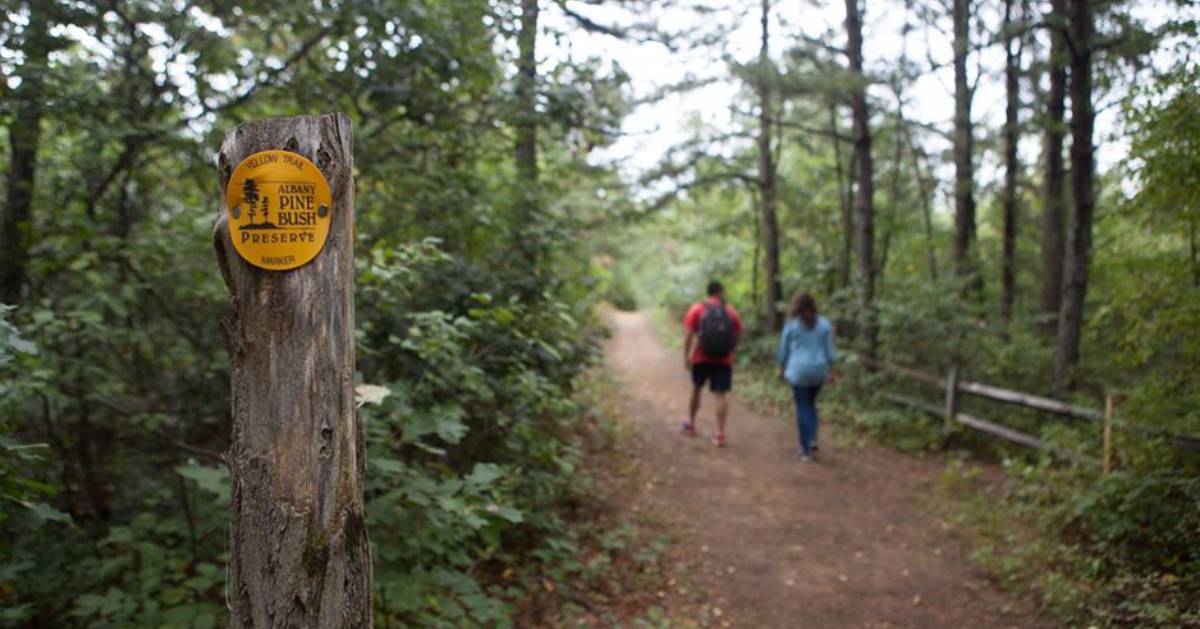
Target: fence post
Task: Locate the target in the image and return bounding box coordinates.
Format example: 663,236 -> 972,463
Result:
213,113 -> 372,627
1103,394 -> 1115,474
943,365 -> 961,434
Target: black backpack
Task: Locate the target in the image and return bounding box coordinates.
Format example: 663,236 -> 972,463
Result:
698,302 -> 735,357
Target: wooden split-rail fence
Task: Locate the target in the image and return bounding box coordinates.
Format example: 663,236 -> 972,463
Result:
856,356 -> 1200,472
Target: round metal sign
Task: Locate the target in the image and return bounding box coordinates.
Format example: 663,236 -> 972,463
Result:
225,150 -> 332,271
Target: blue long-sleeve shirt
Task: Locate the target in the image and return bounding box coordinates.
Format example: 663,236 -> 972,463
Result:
777,316 -> 838,387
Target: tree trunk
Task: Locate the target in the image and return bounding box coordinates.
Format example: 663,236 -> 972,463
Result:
830,104 -> 854,290
1041,0 -> 1068,330
1054,0 -> 1094,390
749,183 -> 762,316
758,0 -> 782,330
952,0 -> 979,291
911,137 -> 939,283
894,105 -> 938,283
514,0 -> 540,266
879,112 -> 905,285
1000,0 -> 1022,325
890,14 -> 938,285
0,4 -> 52,305
515,0 -> 539,186
845,0 -> 877,357
213,114 -> 372,627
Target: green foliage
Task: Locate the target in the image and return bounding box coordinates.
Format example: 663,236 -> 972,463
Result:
353,239 -> 604,625
3,0 -> 1196,625
942,459 -> 1200,627
0,307 -> 63,525
1,0 -> 638,624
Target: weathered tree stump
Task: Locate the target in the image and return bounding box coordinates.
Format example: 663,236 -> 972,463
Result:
213,113 -> 372,627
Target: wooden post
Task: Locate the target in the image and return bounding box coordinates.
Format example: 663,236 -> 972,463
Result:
213,114 -> 372,627
1103,394 -> 1115,474
944,365 -> 961,434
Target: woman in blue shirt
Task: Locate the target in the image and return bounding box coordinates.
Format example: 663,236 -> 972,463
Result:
777,292 -> 838,462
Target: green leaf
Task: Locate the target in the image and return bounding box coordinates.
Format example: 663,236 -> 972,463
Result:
19,500 -> 72,523
7,336 -> 37,356
371,457 -> 405,475
465,463 -> 503,490
176,464 -> 230,505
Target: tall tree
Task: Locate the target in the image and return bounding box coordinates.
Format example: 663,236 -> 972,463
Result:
830,103 -> 855,290
890,9 -> 938,285
898,118 -> 939,283
758,0 -> 783,330
845,0 -> 877,356
1054,0 -> 1096,388
1040,0 -> 1068,330
0,2 -> 55,305
515,0 -> 541,238
1000,0 -> 1024,324
952,0 -> 979,290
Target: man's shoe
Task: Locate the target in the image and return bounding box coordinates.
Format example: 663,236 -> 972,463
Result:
712,433 -> 727,448
681,421 -> 697,437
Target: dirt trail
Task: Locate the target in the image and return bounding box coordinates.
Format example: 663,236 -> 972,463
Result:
606,311 -> 1045,629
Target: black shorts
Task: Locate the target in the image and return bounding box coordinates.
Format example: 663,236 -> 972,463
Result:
691,363 -> 733,392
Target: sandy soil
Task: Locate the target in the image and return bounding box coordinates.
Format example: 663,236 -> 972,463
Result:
604,311 -> 1047,629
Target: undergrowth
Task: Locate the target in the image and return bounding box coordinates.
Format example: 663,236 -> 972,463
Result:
511,369 -> 674,627
936,457 -> 1200,628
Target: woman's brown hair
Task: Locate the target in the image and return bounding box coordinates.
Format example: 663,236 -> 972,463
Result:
789,292 -> 818,329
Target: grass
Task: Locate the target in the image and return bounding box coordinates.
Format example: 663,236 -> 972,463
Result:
934,458 -> 1200,628
932,457 -> 1094,622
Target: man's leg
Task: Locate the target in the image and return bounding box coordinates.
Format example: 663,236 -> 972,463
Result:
714,392 -> 729,436
710,365 -> 732,445
684,364 -> 704,434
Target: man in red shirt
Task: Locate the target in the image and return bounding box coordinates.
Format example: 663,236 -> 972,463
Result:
681,280 -> 743,447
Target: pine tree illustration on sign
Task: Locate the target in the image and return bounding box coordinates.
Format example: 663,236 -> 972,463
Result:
243,178 -> 260,224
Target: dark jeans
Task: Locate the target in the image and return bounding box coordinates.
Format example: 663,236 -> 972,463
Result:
791,384 -> 822,455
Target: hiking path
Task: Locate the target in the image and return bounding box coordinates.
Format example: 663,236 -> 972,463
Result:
605,311 -> 1046,629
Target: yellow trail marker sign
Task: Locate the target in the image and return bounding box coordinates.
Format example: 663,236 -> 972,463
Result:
225,150 -> 332,271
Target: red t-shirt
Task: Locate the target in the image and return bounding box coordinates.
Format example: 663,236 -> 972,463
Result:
683,297 -> 743,366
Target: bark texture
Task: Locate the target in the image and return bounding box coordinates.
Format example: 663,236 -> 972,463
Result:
1000,0 -> 1022,324
213,113 -> 372,627
1054,0 -> 1095,389
830,104 -> 854,290
903,125 -> 938,283
514,0 -> 541,265
757,0 -> 782,330
515,0 -> 539,186
1040,0 -> 1068,328
952,0 -> 979,290
845,0 -> 877,357
0,3 -> 52,305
